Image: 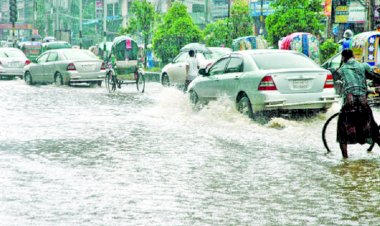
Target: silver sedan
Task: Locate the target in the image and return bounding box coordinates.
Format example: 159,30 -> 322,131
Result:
0,47 -> 29,79
188,49 -> 339,118
24,49 -> 106,86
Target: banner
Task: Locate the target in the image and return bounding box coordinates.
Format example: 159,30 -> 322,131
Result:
335,6 -> 349,23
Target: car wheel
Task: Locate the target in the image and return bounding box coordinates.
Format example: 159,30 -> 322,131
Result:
55,72 -> 63,86
237,95 -> 253,118
162,73 -> 170,86
24,71 -> 34,85
189,90 -> 198,104
97,81 -> 102,87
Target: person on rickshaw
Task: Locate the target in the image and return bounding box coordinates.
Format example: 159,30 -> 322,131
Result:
338,29 -> 353,51
336,49 -> 380,158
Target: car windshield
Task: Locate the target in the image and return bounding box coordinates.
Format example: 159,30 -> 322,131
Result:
0,49 -> 25,58
62,50 -> 96,60
251,52 -> 320,70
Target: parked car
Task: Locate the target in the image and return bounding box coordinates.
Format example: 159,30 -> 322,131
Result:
24,49 -> 106,86
0,47 -> 30,79
160,46 -> 232,87
188,49 -> 339,118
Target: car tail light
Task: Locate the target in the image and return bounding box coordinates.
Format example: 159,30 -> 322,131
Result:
101,62 -> 106,70
25,60 -> 31,65
324,74 -> 334,88
66,63 -> 76,71
258,75 -> 277,91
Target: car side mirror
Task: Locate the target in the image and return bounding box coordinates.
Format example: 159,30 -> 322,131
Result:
199,68 -> 208,76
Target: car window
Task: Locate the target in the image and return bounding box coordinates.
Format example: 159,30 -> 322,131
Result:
225,57 -> 243,74
37,53 -> 49,63
47,52 -> 58,62
62,50 -> 96,60
330,54 -> 342,69
251,52 -> 320,70
0,49 -> 25,58
209,58 -> 230,76
173,52 -> 188,63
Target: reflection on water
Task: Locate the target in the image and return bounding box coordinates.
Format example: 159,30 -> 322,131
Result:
0,80 -> 380,225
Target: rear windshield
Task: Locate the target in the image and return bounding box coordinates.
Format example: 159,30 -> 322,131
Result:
251,52 -> 320,70
62,50 -> 96,60
0,49 -> 25,58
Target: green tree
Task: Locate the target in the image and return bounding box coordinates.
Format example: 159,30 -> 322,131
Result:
203,0 -> 252,48
120,0 -> 156,67
203,19 -> 231,47
320,38 -> 339,63
152,2 -> 203,64
265,0 -> 323,47
229,0 -> 253,39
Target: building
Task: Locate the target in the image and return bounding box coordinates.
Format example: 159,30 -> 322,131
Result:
0,0 -> 34,40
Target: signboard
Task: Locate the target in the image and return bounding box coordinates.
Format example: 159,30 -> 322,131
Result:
335,6 -> 349,23
192,4 -> 204,13
348,1 -> 365,23
250,1 -> 274,17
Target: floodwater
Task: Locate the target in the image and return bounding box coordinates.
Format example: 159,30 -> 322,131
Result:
0,80 -> 379,225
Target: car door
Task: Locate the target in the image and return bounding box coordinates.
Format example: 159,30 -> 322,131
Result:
32,52 -> 49,83
44,51 -> 58,83
195,57 -> 230,100
217,55 -> 244,99
166,52 -> 188,83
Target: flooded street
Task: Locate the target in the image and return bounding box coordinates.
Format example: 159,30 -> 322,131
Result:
0,79 -> 379,225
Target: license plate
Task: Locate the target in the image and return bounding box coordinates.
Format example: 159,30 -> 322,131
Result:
82,65 -> 94,71
292,80 -> 309,89
8,62 -> 18,67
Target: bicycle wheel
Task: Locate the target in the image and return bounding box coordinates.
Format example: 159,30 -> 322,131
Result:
105,71 -> 117,93
136,73 -> 145,93
322,112 -> 375,153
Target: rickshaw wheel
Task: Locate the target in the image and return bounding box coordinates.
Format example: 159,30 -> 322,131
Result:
105,71 -> 116,93
136,72 -> 145,93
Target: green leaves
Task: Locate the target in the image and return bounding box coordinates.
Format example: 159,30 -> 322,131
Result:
266,0 -> 323,47
152,2 -> 202,64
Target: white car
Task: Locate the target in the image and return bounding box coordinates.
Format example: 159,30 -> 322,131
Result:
160,47 -> 232,87
24,49 -> 106,86
0,47 -> 30,79
188,49 -> 339,118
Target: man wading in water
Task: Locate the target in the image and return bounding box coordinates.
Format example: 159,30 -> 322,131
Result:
337,49 -> 380,158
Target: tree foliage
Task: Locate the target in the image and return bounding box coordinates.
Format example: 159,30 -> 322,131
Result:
203,0 -> 252,48
320,39 -> 340,63
229,0 -> 253,39
152,2 -> 203,64
203,19 -> 231,47
265,0 -> 323,47
120,0 -> 156,67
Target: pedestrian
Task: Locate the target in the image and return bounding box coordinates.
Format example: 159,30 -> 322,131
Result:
185,49 -> 199,91
336,49 -> 380,158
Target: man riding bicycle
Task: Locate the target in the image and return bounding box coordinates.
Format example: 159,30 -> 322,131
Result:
336,49 -> 380,158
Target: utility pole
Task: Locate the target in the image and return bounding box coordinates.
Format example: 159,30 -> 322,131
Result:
103,0 -> 107,59
367,0 -> 375,31
79,0 -> 83,49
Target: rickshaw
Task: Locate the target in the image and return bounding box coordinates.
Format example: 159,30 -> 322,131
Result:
279,32 -> 320,64
104,36 -> 145,93
19,41 -> 43,61
232,36 -> 268,51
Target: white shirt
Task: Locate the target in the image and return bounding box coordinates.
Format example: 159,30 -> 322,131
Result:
186,56 -> 199,81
